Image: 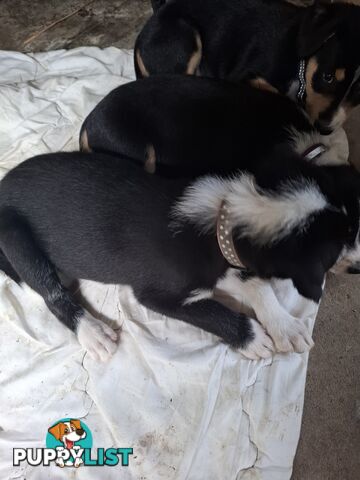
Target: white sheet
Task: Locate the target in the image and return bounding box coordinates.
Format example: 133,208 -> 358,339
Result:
0,47 -> 318,480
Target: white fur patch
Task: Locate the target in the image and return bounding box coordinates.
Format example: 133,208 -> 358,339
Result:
76,312 -> 118,361
183,288 -> 213,305
288,126 -> 349,166
174,173 -> 327,245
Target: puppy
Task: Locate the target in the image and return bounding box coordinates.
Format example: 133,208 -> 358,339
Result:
80,75 -> 348,176
136,0 -> 360,133
79,75 -> 350,354
48,419 -> 86,467
0,152 -> 359,360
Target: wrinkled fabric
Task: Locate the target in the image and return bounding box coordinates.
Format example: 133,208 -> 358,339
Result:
0,48 -> 318,480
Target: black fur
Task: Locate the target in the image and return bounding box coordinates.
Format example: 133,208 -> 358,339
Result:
0,152 -> 359,345
151,0 -> 166,12
136,0 -> 360,131
81,75 -> 313,177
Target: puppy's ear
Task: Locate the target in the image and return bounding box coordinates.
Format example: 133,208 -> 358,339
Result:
297,3 -> 341,57
48,423 -> 62,440
70,419 -> 81,430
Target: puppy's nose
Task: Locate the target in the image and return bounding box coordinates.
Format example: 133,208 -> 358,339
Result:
347,263 -> 360,274
314,120 -> 333,136
76,428 -> 85,435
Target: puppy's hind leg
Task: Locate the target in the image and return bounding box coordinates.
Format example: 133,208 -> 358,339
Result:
0,208 -> 118,361
135,13 -> 202,78
0,248 -> 21,283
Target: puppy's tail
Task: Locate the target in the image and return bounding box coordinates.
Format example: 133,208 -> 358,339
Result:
151,0 -> 166,12
0,249 -> 21,283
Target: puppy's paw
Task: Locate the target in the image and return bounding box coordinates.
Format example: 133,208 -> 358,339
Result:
239,319 -> 275,360
270,317 -> 314,354
76,313 -> 118,362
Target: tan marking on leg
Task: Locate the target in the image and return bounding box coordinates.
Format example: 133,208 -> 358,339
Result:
186,32 -> 202,75
136,49 -> 150,77
335,68 -> 346,82
145,144 -> 156,173
249,77 -> 279,94
80,128 -> 92,153
305,57 -> 333,123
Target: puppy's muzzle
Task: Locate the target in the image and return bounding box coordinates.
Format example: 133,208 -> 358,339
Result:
76,428 -> 85,436
347,263 -> 360,274
314,120 -> 333,136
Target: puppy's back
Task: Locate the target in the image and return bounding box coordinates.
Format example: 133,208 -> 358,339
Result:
0,152 -> 185,280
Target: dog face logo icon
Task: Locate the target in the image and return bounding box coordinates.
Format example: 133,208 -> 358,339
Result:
48,419 -> 86,449
47,418 -> 90,468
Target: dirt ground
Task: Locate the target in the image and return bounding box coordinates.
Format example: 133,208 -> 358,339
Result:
0,1 -> 359,479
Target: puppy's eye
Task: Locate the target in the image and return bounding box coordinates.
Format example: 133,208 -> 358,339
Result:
322,72 -> 335,84
64,428 -> 69,433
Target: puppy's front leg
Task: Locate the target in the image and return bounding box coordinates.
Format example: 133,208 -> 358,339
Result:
217,271 -> 314,353
0,208 -> 118,361
141,296 -> 274,360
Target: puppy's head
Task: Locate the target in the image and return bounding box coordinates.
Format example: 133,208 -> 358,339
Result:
297,3 -> 360,133
230,163 -> 360,301
48,419 -> 86,448
173,156 -> 360,300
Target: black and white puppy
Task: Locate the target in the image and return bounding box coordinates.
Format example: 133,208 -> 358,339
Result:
79,75 -> 352,355
0,152 -> 359,361
136,0 -> 360,133
80,75 -> 347,175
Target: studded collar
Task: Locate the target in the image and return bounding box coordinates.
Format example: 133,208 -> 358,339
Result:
297,59 -> 307,104
216,201 -> 248,270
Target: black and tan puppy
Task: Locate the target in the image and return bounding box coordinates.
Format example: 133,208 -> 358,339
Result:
0,152 -> 359,360
136,0 -> 360,133
80,75 -> 347,176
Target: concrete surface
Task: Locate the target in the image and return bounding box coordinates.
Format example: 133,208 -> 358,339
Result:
0,1 -> 359,479
293,274 -> 360,479
0,0 -> 151,52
